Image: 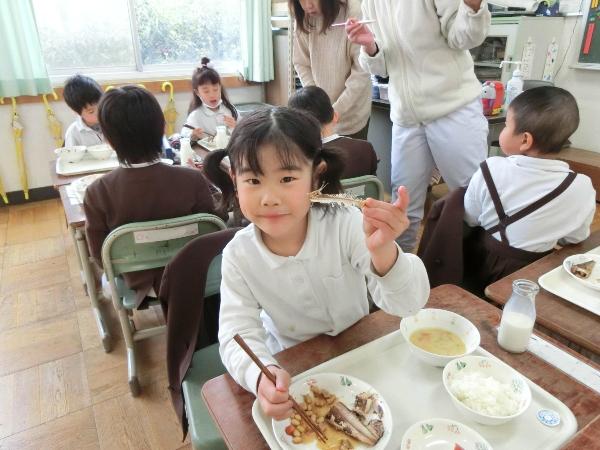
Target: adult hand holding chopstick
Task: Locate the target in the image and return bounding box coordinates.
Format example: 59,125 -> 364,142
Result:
345,17 -> 378,57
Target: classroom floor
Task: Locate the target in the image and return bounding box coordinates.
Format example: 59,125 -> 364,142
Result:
0,198 -> 599,450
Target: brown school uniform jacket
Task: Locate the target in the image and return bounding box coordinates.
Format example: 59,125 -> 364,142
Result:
83,162 -> 225,306
323,136 -> 378,179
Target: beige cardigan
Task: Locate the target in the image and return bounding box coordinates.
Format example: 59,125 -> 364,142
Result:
293,0 -> 372,135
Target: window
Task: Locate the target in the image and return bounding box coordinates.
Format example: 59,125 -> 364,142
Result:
32,0 -> 242,78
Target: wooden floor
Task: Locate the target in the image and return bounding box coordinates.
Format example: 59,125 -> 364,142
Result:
0,198 -> 598,450
0,199 -> 190,450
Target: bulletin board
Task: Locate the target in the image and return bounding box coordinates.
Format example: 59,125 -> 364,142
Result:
577,0 -> 600,66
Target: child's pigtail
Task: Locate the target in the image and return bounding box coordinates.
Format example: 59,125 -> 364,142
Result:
203,149 -> 235,213
316,146 -> 344,194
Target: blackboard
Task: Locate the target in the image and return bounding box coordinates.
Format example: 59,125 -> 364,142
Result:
578,0 -> 600,65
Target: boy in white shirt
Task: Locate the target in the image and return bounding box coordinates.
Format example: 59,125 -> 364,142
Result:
463,86 -> 596,286
63,74 -> 105,147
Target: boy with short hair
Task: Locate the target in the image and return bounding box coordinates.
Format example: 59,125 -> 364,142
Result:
462,86 -> 596,285
289,86 -> 378,179
63,74 -> 105,147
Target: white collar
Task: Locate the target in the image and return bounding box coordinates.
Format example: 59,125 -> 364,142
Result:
75,116 -> 98,133
507,155 -> 571,173
321,134 -> 341,144
120,158 -> 162,168
250,209 -> 320,269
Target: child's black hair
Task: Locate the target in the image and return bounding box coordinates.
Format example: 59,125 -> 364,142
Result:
98,85 -> 164,165
288,86 -> 334,126
188,57 -> 238,119
510,86 -> 579,154
203,106 -> 345,213
63,74 -> 103,114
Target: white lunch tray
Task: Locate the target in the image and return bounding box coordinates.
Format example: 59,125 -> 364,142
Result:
55,154 -> 119,176
538,245 -> 600,317
252,329 -> 577,450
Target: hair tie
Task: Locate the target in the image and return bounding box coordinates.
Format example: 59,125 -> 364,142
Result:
200,61 -> 215,69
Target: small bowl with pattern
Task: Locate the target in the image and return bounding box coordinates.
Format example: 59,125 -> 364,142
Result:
54,145 -> 87,163
400,308 -> 480,367
443,355 -> 532,426
401,418 -> 493,450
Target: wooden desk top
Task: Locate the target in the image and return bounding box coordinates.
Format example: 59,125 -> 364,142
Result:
201,284 -> 600,449
485,231 -> 600,356
58,186 -> 85,228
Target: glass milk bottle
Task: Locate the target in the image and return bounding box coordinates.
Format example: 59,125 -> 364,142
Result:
497,279 -> 539,353
215,125 -> 228,149
179,137 -> 194,167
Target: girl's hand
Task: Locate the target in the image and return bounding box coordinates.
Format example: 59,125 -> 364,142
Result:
362,186 -> 410,253
257,365 -> 293,420
223,115 -> 237,129
345,18 -> 377,55
191,127 -> 204,140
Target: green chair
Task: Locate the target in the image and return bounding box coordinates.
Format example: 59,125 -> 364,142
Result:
101,213 -> 227,396
342,174 -> 385,201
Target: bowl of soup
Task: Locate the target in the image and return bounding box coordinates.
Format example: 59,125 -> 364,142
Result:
400,309 -> 480,367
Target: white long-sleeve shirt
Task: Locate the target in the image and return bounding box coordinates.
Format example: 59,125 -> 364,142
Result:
464,155 -> 596,252
293,0 -> 372,135
64,116 -> 104,147
180,103 -> 236,138
219,207 -> 430,394
358,0 -> 490,127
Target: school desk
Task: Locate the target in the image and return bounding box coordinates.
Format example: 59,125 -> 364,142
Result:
485,230 -> 600,362
201,284 -> 600,449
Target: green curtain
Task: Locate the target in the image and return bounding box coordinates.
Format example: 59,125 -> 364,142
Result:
0,0 -> 51,97
240,0 -> 274,82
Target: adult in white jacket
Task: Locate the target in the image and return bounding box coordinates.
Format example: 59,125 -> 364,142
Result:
347,0 -> 491,251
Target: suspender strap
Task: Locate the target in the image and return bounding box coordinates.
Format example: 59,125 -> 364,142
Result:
483,161 -> 577,241
479,161 -> 509,243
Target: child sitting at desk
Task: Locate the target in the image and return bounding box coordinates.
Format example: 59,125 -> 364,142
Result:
288,85 -> 378,179
203,107 -> 429,419
421,87 -> 596,290
180,57 -> 238,142
63,74 -> 105,147
83,85 -> 224,307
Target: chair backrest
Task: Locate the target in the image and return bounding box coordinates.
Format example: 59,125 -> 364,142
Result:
341,175 -> 385,201
101,213 -> 227,280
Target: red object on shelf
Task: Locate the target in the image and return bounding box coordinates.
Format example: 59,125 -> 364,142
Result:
481,81 -> 504,116
583,22 -> 595,55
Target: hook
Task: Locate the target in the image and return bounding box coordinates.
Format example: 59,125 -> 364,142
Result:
42,90 -> 59,112
161,81 -> 174,102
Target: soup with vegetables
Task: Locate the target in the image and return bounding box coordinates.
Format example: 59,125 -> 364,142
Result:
409,328 -> 466,356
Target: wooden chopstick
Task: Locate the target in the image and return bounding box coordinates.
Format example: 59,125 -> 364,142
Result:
331,19 -> 376,27
183,123 -> 215,138
233,334 -> 328,443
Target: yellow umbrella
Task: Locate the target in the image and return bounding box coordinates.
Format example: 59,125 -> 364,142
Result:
0,97 -> 28,200
42,90 -> 63,148
161,81 -> 178,136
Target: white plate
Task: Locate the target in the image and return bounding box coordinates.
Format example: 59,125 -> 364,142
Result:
271,372 -> 392,450
401,418 -> 493,450
562,254 -> 600,292
538,246 -> 600,317
197,137 -> 219,151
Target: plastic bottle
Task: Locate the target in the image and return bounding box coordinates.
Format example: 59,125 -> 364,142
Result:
497,279 -> 538,353
179,137 -> 194,167
500,61 -> 524,107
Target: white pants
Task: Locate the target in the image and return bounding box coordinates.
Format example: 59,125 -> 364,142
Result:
391,98 -> 488,251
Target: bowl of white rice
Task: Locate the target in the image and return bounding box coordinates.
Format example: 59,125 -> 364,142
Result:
443,355 -> 531,426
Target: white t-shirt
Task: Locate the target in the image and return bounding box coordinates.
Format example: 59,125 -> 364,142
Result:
218,207 -> 430,394
64,116 -> 104,147
464,155 -> 596,252
180,103 -> 236,137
